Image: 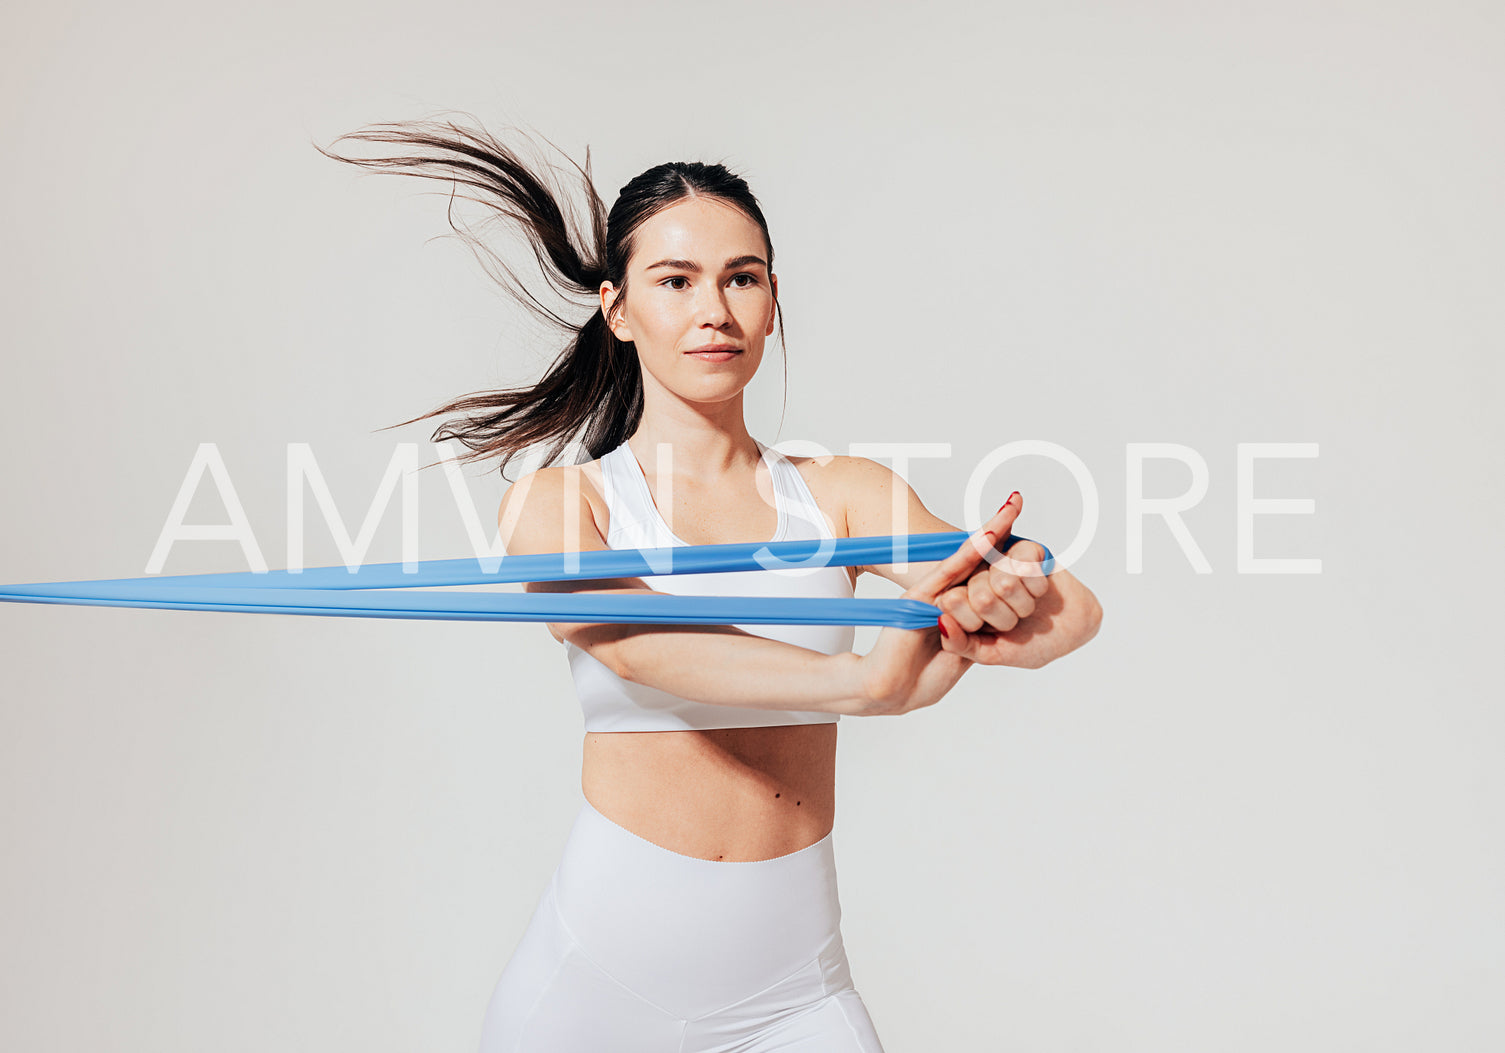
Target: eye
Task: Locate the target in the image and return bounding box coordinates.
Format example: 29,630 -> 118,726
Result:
660,273 -> 760,291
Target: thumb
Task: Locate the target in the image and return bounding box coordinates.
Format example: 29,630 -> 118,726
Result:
985,491 -> 1024,542
907,494 -> 1023,605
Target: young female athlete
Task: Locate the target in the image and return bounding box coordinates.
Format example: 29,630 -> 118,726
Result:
319,114 -> 1103,1052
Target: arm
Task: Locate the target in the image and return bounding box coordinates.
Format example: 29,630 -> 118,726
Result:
835,456 -> 1104,668
497,465 -> 871,714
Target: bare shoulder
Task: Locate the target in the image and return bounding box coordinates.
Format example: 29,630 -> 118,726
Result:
496,460 -> 611,553
817,454 -> 959,540
777,451 -> 857,539
775,452 -> 927,542
797,455 -> 959,587
796,454 -> 903,520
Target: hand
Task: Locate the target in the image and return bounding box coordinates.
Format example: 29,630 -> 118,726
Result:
851,495 -> 1026,716
934,493 -> 1054,664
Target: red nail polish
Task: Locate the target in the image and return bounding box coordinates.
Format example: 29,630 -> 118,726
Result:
937,617 -> 949,638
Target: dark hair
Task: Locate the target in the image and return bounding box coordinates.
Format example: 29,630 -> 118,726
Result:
313,112 -> 786,481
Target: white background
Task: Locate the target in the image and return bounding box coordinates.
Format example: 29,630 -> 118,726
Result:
2,2 -> 1500,1050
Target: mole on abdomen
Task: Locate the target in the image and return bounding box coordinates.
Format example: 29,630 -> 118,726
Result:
797,800 -> 801,806
775,793 -> 780,798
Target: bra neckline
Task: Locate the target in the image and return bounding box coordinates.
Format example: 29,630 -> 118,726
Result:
617,438 -> 790,548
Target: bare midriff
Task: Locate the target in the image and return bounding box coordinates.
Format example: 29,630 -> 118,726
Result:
581,723 -> 839,862
574,450 -> 849,863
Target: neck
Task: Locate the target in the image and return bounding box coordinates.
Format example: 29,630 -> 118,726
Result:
627,392 -> 760,483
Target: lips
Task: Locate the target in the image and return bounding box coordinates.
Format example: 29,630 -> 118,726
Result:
686,346 -> 741,354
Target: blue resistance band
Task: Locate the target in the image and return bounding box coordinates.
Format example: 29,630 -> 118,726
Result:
0,532 -> 1054,630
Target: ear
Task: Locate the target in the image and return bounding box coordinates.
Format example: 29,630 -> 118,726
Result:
600,282 -> 632,342
766,272 -> 778,336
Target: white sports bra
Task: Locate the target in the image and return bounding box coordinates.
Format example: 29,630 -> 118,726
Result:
565,438 -> 857,733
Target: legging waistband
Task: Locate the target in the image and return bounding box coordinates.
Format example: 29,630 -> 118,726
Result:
549,796 -> 847,1015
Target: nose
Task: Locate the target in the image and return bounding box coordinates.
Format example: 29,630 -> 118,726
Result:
694,284 -> 731,328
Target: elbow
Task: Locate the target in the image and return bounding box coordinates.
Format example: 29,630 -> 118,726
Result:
604,638 -> 636,683
564,624 -> 637,682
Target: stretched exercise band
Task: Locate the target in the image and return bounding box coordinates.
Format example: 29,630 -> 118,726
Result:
0,532 -> 1054,630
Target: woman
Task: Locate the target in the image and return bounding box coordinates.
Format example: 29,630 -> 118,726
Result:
320,115 -> 1103,1051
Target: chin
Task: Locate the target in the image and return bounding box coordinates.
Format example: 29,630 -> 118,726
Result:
679,383 -> 752,405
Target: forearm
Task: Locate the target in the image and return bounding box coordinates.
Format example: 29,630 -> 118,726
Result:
575,618 -> 870,716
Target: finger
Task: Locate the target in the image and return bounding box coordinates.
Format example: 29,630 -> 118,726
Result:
1002,537 -> 1043,562
999,540 -> 1053,598
937,611 -> 988,660
936,611 -> 970,655
963,629 -> 1020,666
985,491 -> 1024,537
970,571 -> 1025,631
907,526 -> 997,603
1020,567 -> 1051,600
910,496 -> 1023,602
937,584 -> 985,634
989,561 -> 1040,621
976,496 -> 1041,576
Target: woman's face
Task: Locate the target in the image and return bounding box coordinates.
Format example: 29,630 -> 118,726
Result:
600,195 -> 777,409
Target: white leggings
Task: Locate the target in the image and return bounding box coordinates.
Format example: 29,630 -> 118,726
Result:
478,796 -> 887,1052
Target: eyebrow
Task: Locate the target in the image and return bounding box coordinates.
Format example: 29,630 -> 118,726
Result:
643,255 -> 768,273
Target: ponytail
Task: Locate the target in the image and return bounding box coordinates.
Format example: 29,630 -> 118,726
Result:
315,111 -> 783,480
